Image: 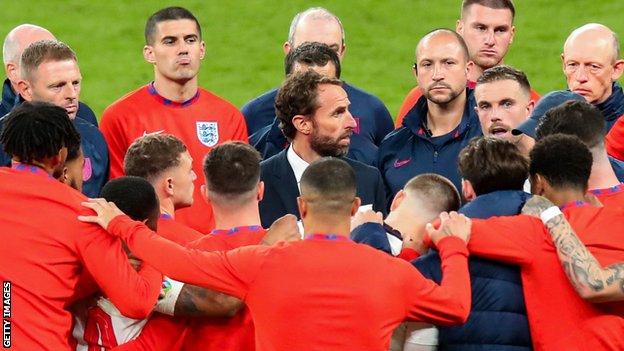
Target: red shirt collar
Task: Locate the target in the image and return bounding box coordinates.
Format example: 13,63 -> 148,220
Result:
12,163 -> 53,179
147,82 -> 200,108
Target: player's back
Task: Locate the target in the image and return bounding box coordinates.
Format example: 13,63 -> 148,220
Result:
182,226 -> 266,351
0,166 -> 100,350
246,237 -> 429,351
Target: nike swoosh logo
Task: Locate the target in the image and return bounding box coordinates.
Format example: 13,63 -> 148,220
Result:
142,130 -> 165,137
393,158 -> 411,168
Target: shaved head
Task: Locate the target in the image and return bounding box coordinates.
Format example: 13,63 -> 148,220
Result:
416,28 -> 470,62
3,24 -> 55,66
564,23 -> 620,63
562,23 -> 624,104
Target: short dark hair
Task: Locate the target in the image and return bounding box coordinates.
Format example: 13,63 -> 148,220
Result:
476,65 -> 530,95
20,40 -> 77,81
535,100 -> 606,149
529,134 -> 592,192
461,0 -> 515,19
124,134 -> 188,183
300,157 -> 356,215
459,137 -> 529,195
284,42 -> 341,78
275,70 -> 342,141
66,145 -> 82,163
404,174 -> 461,214
100,176 -> 160,225
145,7 -> 201,45
0,101 -> 80,164
417,28 -> 470,63
203,142 -> 262,203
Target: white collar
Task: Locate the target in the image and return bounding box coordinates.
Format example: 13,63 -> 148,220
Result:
287,145 -> 310,190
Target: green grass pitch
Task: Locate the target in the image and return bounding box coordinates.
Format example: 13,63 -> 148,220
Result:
2,0 -> 623,119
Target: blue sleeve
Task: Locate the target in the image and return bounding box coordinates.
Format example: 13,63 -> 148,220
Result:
350,222 -> 392,254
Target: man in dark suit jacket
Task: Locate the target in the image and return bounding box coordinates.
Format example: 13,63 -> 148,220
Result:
259,70 -> 386,228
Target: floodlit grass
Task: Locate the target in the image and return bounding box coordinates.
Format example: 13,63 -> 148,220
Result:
2,0 -> 623,119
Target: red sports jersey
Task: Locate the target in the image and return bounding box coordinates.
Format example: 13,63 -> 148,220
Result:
0,165 -> 161,351
469,203 -> 624,350
100,83 -> 248,233
590,183 -> 624,208
606,115 -> 624,160
157,214 -> 203,244
182,226 -> 266,351
394,83 -> 541,128
113,226 -> 265,351
107,216 -> 471,351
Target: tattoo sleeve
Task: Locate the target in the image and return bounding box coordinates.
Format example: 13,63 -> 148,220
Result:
174,284 -> 244,317
544,215 -> 624,302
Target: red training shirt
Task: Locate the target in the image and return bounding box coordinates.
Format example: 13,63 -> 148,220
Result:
107,216 -> 471,351
590,183 -> 624,209
0,165 -> 161,351
100,83 -> 248,233
468,203 -> 624,350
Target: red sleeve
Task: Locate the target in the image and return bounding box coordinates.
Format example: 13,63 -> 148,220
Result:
403,236 -> 470,325
108,216 -> 269,300
75,222 -> 162,319
229,109 -> 249,143
99,107 -> 128,179
468,215 -> 543,265
397,247 -> 420,261
395,87 -> 422,128
111,314 -> 188,351
606,117 -> 624,161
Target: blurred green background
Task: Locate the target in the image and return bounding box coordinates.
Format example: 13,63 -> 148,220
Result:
2,0 -> 623,119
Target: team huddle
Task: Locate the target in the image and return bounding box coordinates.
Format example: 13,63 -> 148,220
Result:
2,0 -> 624,350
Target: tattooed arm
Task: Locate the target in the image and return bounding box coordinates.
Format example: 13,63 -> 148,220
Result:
522,195 -> 624,302
173,284 -> 243,317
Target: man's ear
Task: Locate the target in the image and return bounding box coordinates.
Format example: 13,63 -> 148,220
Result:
526,98 -> 535,116
390,190 -> 405,212
462,179 -> 477,202
5,62 -> 18,83
283,41 -> 292,55
350,197 -> 362,216
143,45 -> 156,64
165,177 -> 175,196
200,184 -> 209,202
455,19 -> 464,35
297,196 -> 307,219
59,166 -> 69,183
17,80 -> 33,101
530,174 -> 545,196
611,59 -> 624,81
257,181 -> 265,202
292,115 -> 312,135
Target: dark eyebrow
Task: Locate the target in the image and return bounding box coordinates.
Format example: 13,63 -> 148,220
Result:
183,34 -> 199,40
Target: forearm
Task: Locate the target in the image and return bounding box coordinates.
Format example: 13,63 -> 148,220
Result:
107,216 -> 246,298
406,237 -> 471,325
174,284 -> 243,317
545,215 -> 624,302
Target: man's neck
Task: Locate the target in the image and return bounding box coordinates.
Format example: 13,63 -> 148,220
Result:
426,90 -> 467,136
547,188 -> 586,207
159,198 -> 176,219
213,202 -> 262,230
385,209 -> 422,241
291,138 -> 321,164
588,149 -> 621,190
303,216 -> 351,238
467,65 -> 483,83
153,75 -> 198,102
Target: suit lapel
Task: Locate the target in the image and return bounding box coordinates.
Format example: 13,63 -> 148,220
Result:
271,149 -> 301,217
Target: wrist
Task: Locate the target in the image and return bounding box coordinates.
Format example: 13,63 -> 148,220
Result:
540,206 -> 563,224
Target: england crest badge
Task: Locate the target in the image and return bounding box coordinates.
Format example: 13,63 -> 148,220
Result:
196,121 -> 219,147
